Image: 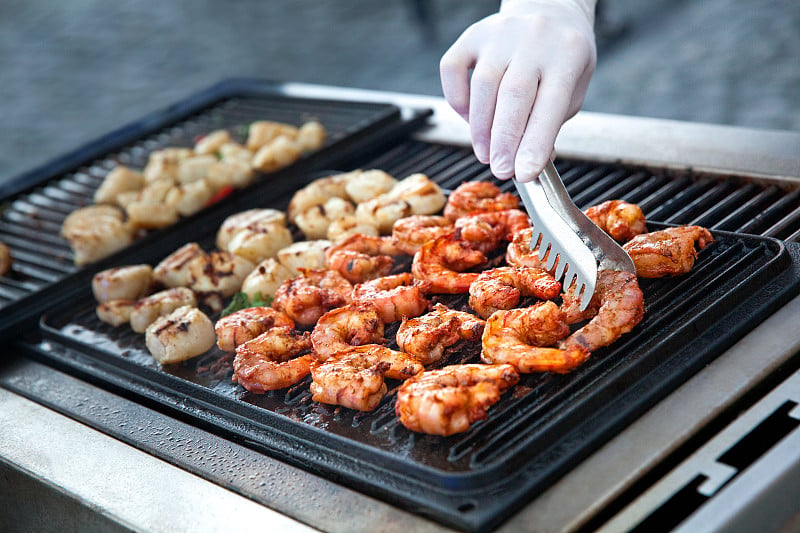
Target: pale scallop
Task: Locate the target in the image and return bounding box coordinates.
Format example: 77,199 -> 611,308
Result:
277,240 -> 331,274
145,306 -> 215,364
130,287 -> 197,334
92,264 -> 154,303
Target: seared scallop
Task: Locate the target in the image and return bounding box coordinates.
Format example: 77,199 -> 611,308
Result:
130,287 -> 197,334
216,208 -> 287,251
61,205 -> 134,265
294,197 -> 355,240
93,166 -> 145,206
96,299 -> 136,327
193,129 -> 231,155
251,136 -> 302,173
277,240 -> 331,274
145,306 -> 215,364
241,258 -> 295,301
92,264 -> 154,303
153,243 -> 208,288
189,251 -> 255,312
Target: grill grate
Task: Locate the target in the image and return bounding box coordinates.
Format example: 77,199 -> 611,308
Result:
29,139 -> 800,532
358,141 -> 800,243
0,83 -> 404,337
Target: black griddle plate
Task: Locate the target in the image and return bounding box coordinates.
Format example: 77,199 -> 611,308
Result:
26,172 -> 800,533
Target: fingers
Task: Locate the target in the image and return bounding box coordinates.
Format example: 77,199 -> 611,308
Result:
488,63 -> 540,178
468,60 -> 505,164
439,38 -> 477,122
514,73 -> 576,182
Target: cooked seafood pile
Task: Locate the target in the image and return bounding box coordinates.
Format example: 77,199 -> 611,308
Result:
61,119 -> 327,265
91,173 -> 714,436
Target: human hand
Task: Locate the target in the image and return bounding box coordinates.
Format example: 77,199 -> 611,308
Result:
440,0 -> 597,182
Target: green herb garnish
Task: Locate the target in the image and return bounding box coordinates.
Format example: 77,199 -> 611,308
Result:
220,292 -> 273,318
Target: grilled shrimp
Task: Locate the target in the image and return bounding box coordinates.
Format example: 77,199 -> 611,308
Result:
215,307 -> 295,352
310,345 -> 423,411
352,273 -> 430,324
272,269 -> 353,327
454,209 -> 530,247
396,303 -> 485,365
232,327 -> 315,392
92,264 -> 154,303
622,226 -> 714,278
411,234 -> 487,294
585,200 -> 648,242
560,269 -> 645,352
482,301 -> 589,373
295,197 -> 356,240
61,205 -> 133,265
468,266 -> 561,318
395,363 -> 519,436
325,233 -> 403,257
355,173 -> 447,233
277,240 -> 331,274
241,258 -> 295,301
130,287 -> 197,334
451,208 -> 530,258
505,227 -> 552,272
325,234 -> 403,284
310,301 -> 385,361
443,181 -> 519,220
392,215 -> 454,255
145,306 -> 216,364
326,250 -> 394,285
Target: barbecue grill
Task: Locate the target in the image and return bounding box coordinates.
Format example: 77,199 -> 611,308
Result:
1,79 -> 799,532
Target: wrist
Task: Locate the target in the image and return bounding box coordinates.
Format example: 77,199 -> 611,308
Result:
500,0 -> 597,27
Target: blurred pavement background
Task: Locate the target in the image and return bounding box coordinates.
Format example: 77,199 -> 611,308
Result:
1,0 -> 798,182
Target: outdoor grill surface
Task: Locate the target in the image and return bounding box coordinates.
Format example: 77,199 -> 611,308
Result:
21,142 -> 800,532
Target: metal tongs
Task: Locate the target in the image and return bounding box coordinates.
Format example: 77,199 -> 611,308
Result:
513,160 -> 635,311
